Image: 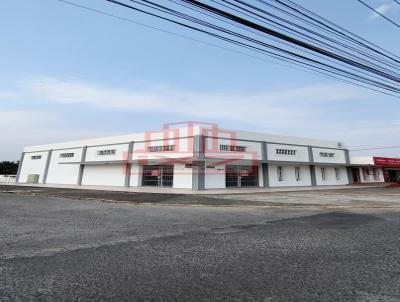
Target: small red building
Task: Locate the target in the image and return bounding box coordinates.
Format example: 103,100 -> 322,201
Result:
373,157 -> 400,183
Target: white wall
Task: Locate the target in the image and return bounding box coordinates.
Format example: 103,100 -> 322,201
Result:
268,164 -> 312,187
18,151 -> 49,183
200,126 -> 342,149
312,148 -> 346,164
132,138 -> 193,161
315,166 -> 349,186
0,175 -> 16,183
173,164 -> 193,189
129,164 -> 142,187
258,163 -> 264,187
357,167 -> 385,183
350,156 -> 374,165
205,138 -> 262,160
24,124 -> 344,154
85,144 -> 129,162
205,165 -> 226,189
81,164 -> 125,186
267,144 -> 309,162
46,148 -> 83,185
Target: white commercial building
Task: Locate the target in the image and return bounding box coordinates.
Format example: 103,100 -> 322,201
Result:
17,122 -> 353,190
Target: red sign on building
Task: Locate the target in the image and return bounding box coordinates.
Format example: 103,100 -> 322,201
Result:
373,157 -> 400,167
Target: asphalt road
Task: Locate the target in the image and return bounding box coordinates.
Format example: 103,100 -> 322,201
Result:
1,191 -> 400,301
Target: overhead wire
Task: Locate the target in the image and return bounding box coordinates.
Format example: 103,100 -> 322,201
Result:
56,0 -> 400,97
54,0 -> 400,97
356,0 -> 400,28
109,0 -> 400,93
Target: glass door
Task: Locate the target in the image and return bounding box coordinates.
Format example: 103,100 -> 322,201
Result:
142,165 -> 174,187
225,165 -> 258,187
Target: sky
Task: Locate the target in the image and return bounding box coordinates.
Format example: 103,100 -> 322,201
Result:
0,0 -> 399,160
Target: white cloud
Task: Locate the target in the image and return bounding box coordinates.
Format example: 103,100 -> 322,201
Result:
2,77 -> 399,159
369,3 -> 397,19
0,110 -> 119,161
8,77 -> 365,129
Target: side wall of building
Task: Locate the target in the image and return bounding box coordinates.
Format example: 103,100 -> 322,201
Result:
81,164 -> 126,187
173,163 -> 193,189
46,148 -> 83,185
204,165 -> 226,189
18,151 -> 50,183
268,164 -> 312,187
356,167 -> 385,183
315,166 -> 349,186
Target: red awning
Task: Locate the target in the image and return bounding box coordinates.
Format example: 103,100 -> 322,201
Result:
373,157 -> 400,167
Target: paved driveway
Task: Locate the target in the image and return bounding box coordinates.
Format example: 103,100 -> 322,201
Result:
1,190 -> 400,301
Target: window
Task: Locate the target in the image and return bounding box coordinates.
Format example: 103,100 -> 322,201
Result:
295,167 -> 301,181
148,145 -> 175,152
373,168 -> 380,181
277,166 -> 283,181
59,152 -> 74,158
97,149 -> 116,156
320,152 -> 335,158
335,168 -> 340,180
31,155 -> 42,160
219,144 -> 247,152
276,149 -> 297,156
321,167 -> 327,181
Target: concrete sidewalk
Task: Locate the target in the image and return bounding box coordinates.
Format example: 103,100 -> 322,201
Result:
0,182 -> 387,195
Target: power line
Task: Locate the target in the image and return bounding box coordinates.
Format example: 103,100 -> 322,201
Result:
127,0 -> 400,89
267,0 -> 400,61
56,0 -> 400,96
350,145 -> 400,151
56,0 -> 380,87
356,0 -> 400,28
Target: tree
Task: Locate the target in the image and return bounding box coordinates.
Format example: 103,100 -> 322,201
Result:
0,161 -> 19,175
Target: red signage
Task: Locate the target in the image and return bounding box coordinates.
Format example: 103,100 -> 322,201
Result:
373,157 -> 400,167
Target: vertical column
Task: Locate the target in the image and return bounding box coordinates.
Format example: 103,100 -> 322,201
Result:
310,165 -> 317,186
193,134 -> 205,159
16,152 -> 25,183
42,150 -> 53,184
261,142 -> 269,187
346,167 -> 354,184
261,142 -> 267,161
262,163 -> 269,187
344,149 -> 352,185
77,146 -> 87,186
192,161 -> 205,190
125,142 -> 134,187
344,149 -> 350,165
192,135 -> 205,190
308,146 -> 317,186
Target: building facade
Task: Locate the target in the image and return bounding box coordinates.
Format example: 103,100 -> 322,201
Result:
16,122 -> 353,190
349,156 -> 400,184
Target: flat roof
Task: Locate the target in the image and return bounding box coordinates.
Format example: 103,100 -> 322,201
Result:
24,124 -> 344,152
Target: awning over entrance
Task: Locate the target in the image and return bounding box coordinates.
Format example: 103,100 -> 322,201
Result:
373,157 -> 400,167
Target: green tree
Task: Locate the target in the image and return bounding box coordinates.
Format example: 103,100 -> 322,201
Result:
0,161 -> 19,175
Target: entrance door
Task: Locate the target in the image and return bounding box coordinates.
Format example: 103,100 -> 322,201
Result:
387,169 -> 400,183
352,168 -> 361,183
225,165 -> 259,188
142,165 -> 174,187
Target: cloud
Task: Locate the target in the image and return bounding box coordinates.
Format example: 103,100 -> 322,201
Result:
369,3 -> 397,19
0,109 -> 119,161
3,77 -> 398,160
6,77 -> 365,129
